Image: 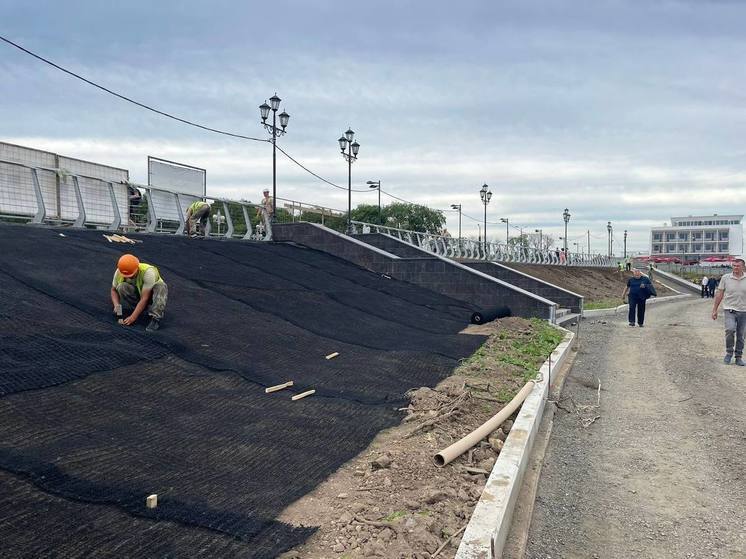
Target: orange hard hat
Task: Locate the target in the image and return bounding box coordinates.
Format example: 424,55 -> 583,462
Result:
117,254 -> 140,278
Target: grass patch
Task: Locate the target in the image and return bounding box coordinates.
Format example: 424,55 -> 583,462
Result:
383,510 -> 407,522
459,317 -> 565,401
584,298 -> 622,310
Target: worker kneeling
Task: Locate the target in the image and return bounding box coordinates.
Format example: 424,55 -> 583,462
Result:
111,254 -> 168,332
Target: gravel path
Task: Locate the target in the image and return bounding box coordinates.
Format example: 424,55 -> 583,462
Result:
525,297 -> 746,559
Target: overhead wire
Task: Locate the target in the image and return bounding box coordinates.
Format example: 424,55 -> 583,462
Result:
0,34 -> 614,238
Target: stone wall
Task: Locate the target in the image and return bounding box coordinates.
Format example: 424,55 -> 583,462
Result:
463,261 -> 584,313
273,223 -> 557,320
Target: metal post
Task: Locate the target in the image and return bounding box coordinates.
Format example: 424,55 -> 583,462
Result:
378,182 -> 381,225
107,182 -> 121,231
241,204 -> 253,240
174,193 -> 185,236
347,144 -> 352,234
71,176 -> 86,228
223,201 -> 234,238
272,110 -> 277,221
483,202 -> 487,254
30,168 -> 47,224
624,229 -> 628,258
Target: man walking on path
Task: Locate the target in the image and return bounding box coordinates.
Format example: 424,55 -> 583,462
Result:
111,254 -> 168,332
711,257 -> 746,365
622,268 -> 655,327
701,275 -> 709,298
186,200 -> 211,238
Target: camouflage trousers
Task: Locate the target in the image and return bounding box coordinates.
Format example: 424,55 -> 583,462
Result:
115,282 -> 169,320
188,204 -> 210,236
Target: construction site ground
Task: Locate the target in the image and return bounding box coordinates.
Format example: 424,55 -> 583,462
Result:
278,317 -> 563,558
0,223 -> 562,558
506,263 -> 676,308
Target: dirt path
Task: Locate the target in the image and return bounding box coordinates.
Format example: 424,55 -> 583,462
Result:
524,298 -> 746,559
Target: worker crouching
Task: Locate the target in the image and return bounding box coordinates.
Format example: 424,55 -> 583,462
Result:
111,254 -> 168,332
186,200 -> 211,238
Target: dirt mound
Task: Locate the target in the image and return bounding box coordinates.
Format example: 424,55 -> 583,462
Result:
506,264 -> 676,306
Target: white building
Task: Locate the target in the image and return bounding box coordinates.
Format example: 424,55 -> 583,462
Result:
650,214 -> 743,260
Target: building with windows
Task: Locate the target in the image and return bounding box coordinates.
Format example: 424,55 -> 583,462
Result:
650,214 -> 743,260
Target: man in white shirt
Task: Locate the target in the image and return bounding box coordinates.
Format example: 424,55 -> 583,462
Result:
701,275 -> 709,298
712,257 -> 746,365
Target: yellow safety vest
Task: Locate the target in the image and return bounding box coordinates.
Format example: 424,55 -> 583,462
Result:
115,263 -> 162,294
188,201 -> 208,214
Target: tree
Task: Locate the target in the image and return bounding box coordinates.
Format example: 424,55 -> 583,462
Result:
349,204 -> 383,226
527,232 -> 556,251
378,202 -> 445,234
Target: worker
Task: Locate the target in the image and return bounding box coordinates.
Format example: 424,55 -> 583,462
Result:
256,188 -> 273,241
186,200 -> 211,238
111,254 -> 168,332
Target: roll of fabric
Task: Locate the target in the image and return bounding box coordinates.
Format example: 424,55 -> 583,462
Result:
470,306 -> 511,324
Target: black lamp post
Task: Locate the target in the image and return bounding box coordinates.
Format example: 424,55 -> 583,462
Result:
562,208 -> 571,266
450,204 -> 462,244
479,184 -> 492,254
259,93 -> 289,220
367,180 -> 381,224
624,229 -> 628,258
338,128 -> 360,234
535,228 -> 543,250
607,221 -> 613,257
500,217 -> 509,244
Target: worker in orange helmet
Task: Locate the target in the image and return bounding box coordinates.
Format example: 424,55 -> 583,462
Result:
110,254 -> 168,332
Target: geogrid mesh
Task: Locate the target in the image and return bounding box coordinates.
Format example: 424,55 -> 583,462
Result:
0,223 -> 485,557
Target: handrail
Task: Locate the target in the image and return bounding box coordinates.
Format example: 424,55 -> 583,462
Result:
351,220 -> 615,267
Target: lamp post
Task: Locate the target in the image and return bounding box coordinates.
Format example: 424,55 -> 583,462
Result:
477,223 -> 481,243
562,208 -> 571,266
450,204 -> 462,244
607,221 -> 613,257
367,180 -> 381,224
500,217 -> 509,244
338,128 -> 360,234
535,228 -> 543,250
259,93 -> 289,220
479,184 -> 492,254
624,229 -> 628,258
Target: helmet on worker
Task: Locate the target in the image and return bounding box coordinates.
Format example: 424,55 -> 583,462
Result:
117,254 -> 140,278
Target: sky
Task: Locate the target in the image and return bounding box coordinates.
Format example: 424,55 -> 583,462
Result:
2,0 -> 745,253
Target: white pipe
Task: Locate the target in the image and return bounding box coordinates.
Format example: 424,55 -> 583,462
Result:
433,381 -> 535,467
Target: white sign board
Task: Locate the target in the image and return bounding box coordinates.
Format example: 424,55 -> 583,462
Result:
147,157 -> 206,221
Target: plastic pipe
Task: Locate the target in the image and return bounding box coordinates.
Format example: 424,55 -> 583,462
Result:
433,381 -> 535,467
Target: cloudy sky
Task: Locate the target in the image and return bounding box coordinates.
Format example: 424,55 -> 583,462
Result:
2,0 -> 745,252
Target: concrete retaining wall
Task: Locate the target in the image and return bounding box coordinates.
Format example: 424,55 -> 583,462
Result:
274,223 -> 558,320
463,261 -> 584,313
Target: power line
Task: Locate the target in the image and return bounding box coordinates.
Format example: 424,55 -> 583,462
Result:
0,35 -> 270,143
274,145 -> 371,192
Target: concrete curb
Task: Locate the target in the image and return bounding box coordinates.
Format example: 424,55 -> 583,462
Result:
455,326 -> 575,559
582,293 -> 690,319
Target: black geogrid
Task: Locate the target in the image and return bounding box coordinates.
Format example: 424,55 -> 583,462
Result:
0,224 -> 485,557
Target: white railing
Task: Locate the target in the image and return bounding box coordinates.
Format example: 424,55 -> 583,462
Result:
351,221 -> 616,267
0,158 -> 276,240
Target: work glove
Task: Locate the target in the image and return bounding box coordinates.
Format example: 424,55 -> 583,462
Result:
113,304 -> 123,317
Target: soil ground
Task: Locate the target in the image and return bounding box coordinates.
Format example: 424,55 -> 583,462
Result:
278,317 -> 564,559
505,264 -> 676,307
524,298 -> 746,558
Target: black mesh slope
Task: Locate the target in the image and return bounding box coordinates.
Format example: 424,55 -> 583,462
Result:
0,223 -> 485,557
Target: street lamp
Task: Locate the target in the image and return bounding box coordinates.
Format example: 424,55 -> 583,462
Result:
479,184 -> 492,253
607,221 -> 613,257
624,229 -> 628,258
367,180 -> 381,225
450,204 -> 462,244
500,217 -> 509,244
259,93 -> 290,220
338,128 -> 360,234
535,228 -> 543,250
562,208 -> 571,266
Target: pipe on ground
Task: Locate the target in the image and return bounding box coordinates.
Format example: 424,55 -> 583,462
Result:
433,380 -> 535,467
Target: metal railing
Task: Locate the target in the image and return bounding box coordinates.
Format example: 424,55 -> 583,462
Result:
351,221 -> 616,267
0,158 -> 278,240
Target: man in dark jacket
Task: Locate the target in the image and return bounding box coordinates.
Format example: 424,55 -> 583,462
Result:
707,276 -> 718,298
622,269 -> 656,327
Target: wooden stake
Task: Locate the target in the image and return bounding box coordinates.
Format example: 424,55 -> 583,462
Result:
325,352 -> 339,360
291,389 -> 316,401
265,381 -> 294,393
102,234 -> 114,243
